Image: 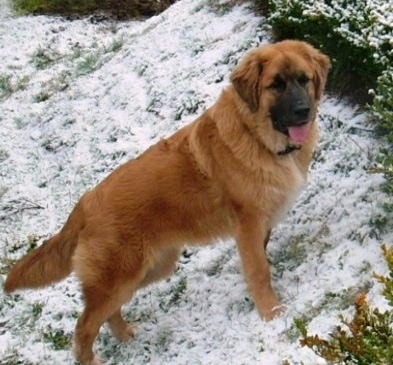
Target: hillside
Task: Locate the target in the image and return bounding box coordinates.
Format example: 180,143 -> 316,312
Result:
0,0 -> 391,364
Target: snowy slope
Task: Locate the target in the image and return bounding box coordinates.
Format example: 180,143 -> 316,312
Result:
0,0 -> 391,364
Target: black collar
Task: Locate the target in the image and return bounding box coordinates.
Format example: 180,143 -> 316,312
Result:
277,144 -> 301,156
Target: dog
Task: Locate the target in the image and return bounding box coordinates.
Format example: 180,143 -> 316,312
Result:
4,40 -> 331,364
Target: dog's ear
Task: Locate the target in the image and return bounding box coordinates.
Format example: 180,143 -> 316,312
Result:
230,50 -> 263,113
309,46 -> 331,100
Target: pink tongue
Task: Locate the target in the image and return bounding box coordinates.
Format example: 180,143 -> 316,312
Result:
288,123 -> 311,143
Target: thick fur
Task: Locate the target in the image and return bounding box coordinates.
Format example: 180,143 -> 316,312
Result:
4,40 -> 331,365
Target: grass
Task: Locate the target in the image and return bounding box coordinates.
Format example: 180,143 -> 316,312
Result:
159,276 -> 188,312
0,348 -> 35,365
75,53 -> 101,76
0,74 -> 13,99
13,0 -> 97,15
31,46 -> 60,70
0,74 -> 29,100
12,0 -> 177,19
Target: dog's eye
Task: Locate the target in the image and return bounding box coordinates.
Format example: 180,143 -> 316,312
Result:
298,75 -> 310,85
270,78 -> 286,92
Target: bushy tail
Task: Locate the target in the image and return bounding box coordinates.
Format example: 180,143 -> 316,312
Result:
4,201 -> 84,293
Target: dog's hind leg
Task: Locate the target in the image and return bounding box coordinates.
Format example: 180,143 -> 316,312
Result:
72,239 -> 146,365
107,308 -> 135,342
74,281 -> 138,365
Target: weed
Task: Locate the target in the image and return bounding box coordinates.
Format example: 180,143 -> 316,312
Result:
320,284 -> 372,312
0,74 -> 13,98
31,301 -> 44,321
285,316 -> 311,343
204,251 -> 231,277
0,73 -> 29,99
26,234 -> 40,253
369,212 -> 390,239
31,46 -> 58,70
156,328 -> 173,351
34,91 -> 51,103
273,234 -> 308,278
106,38 -> 124,54
159,276 -> 187,311
0,293 -> 22,312
42,326 -> 72,351
167,276 -> 187,307
174,93 -> 205,121
0,347 -> 35,365
75,53 -> 100,76
227,297 -> 254,319
0,149 -> 9,163
206,0 -> 251,15
146,90 -> 165,116
0,257 -> 17,275
34,72 -> 70,103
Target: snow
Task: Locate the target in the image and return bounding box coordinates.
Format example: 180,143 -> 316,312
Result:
0,0 -> 391,364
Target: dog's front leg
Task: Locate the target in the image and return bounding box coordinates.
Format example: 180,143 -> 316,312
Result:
235,212 -> 283,320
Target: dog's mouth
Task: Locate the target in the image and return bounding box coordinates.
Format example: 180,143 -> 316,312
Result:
273,119 -> 311,143
287,122 -> 311,143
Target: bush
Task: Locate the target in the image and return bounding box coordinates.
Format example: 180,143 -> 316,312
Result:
294,244 -> 393,364
12,0 -> 177,18
372,67 -> 393,143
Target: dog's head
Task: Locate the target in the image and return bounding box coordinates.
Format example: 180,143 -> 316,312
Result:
231,40 -> 331,144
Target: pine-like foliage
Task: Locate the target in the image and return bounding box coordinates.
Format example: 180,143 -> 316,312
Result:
294,244 -> 393,365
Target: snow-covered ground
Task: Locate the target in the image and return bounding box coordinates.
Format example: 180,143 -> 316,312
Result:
0,0 -> 391,364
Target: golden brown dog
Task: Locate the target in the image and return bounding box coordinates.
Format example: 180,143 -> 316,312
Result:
4,40 -> 331,364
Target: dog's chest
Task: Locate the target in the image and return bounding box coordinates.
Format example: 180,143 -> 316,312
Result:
267,159 -> 307,226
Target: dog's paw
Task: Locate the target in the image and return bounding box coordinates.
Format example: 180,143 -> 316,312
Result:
267,303 -> 287,320
86,355 -> 105,365
260,300 -> 287,321
112,322 -> 135,342
115,323 -> 135,342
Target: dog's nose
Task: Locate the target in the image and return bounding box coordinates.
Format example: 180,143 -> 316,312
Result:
294,105 -> 310,122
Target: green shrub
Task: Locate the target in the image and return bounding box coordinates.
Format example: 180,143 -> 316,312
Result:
372,67 -> 393,143
13,0 -> 97,15
12,0 -> 177,18
376,147 -> 393,215
293,244 -> 393,364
